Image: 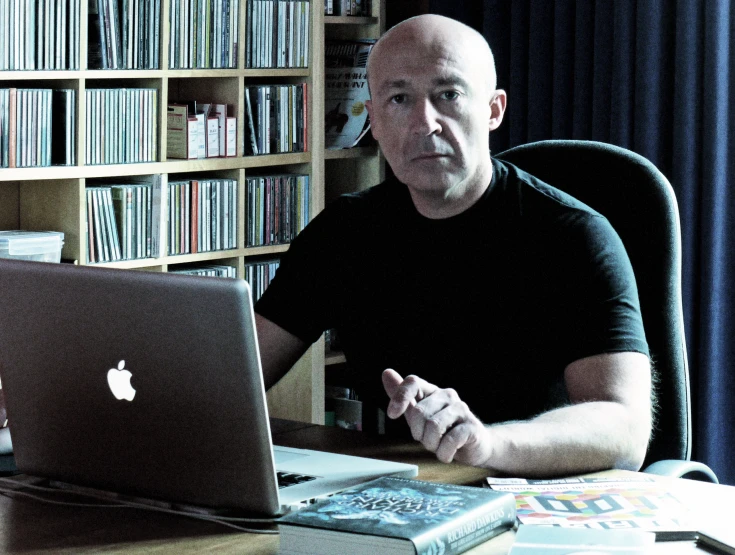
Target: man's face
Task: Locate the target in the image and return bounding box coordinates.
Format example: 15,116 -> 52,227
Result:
366,29 -> 504,214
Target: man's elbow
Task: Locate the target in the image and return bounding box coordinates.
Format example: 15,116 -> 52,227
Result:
614,415 -> 652,472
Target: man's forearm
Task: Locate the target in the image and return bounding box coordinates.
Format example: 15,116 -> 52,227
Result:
481,401 -> 650,477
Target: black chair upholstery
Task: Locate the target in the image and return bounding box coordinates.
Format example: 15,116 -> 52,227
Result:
496,140 -> 717,482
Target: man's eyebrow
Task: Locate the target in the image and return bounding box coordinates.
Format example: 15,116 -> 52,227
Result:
378,79 -> 408,95
433,75 -> 470,90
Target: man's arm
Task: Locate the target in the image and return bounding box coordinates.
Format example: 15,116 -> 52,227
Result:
383,351 -> 652,476
255,314 -> 309,390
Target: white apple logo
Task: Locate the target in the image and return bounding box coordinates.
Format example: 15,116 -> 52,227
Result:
107,360 -> 136,401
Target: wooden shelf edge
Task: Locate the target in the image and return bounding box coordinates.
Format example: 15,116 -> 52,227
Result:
0,68 -> 312,80
325,351 -> 347,365
0,153 -> 312,182
324,146 -> 379,160
85,245 -> 290,269
324,16 -> 377,25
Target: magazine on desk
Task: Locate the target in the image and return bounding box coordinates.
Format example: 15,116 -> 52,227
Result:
278,476 -> 516,555
485,476 -> 697,541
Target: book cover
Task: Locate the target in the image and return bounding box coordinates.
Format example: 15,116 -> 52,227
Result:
485,476 -> 697,541
279,476 -> 516,555
166,103 -> 189,159
324,40 -> 374,149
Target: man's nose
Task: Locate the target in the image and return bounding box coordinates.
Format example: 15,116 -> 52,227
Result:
409,99 -> 442,136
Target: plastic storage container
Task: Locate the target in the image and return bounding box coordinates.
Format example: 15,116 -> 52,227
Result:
0,231 -> 65,263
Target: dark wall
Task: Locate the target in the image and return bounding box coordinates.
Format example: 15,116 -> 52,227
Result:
386,0 -> 430,28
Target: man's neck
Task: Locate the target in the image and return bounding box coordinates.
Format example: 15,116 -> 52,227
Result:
409,162 -> 494,219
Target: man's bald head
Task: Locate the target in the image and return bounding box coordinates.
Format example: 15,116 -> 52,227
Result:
367,14 -> 498,96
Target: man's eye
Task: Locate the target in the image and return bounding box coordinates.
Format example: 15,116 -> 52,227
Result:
441,91 -> 460,101
390,94 -> 406,104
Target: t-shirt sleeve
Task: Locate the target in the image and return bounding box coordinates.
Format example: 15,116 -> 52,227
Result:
557,212 -> 650,364
254,200 -> 346,344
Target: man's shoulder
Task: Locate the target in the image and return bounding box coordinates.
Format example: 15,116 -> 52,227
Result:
493,158 -> 606,223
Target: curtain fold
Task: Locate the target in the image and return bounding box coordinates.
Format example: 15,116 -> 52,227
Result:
429,0 -> 735,484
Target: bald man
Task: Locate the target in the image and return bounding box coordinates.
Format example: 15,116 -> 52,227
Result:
255,15 -> 652,477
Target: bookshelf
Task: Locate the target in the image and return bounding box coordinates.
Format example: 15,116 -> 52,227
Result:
0,0 -> 384,426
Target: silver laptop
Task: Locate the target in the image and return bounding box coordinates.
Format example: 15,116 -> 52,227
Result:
0,259 -> 417,515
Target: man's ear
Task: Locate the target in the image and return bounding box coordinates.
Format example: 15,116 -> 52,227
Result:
365,99 -> 379,140
489,90 -> 507,132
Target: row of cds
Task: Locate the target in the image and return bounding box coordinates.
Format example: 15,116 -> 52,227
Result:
171,264 -> 238,278
89,0 -> 162,69
245,0 -> 311,69
168,178 -> 239,256
245,173 -> 310,247
244,258 -> 279,302
86,181 -> 161,263
0,0 -> 81,70
243,84 -> 307,155
85,88 -> 158,165
0,88 -> 76,168
169,0 -> 241,69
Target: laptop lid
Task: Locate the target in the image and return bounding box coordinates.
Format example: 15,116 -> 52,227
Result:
0,260 -> 321,515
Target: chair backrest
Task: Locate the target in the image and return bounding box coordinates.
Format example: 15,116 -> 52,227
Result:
496,140 -> 691,467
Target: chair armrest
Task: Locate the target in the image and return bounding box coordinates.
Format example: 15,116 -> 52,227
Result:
643,459 -> 719,483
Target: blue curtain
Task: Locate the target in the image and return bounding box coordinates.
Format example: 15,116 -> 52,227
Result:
428,0 -> 735,484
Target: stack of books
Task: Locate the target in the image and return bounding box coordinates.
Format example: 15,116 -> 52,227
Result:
245,173 -> 310,247
0,88 -> 76,168
170,264 -> 237,278
245,0 -> 311,68
244,258 -> 279,302
169,0 -> 240,69
167,177 -> 238,256
243,84 -> 307,155
167,101 -> 237,160
88,0 -> 162,69
0,0 -> 81,70
86,177 -> 163,264
85,88 -> 158,165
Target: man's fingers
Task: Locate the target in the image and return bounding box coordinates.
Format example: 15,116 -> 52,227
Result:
381,368 -> 405,398
382,369 -> 439,419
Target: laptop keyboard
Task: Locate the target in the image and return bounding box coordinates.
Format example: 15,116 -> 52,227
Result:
277,471 -> 318,489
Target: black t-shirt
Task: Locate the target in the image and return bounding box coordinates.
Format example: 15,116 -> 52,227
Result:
256,158 -> 649,429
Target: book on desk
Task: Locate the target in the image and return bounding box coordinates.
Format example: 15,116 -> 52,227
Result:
485,476 -> 697,541
278,476 -> 516,555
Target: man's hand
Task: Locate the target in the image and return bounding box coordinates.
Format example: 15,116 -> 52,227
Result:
382,368 -> 492,466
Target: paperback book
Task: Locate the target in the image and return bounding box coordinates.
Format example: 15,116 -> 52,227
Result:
278,476 -> 516,555
508,524 -> 656,554
485,476 -> 697,541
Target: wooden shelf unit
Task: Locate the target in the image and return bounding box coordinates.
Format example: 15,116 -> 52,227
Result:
0,0 -> 385,427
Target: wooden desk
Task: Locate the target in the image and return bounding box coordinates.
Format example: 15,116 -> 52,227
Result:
0,421 -> 733,554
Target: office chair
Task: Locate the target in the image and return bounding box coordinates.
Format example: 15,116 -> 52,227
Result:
496,140 -> 718,482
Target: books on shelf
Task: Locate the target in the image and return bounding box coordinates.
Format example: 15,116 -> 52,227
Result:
167,177 -> 238,256
326,0 -> 370,15
485,476 -> 698,541
245,0 -> 311,69
88,0 -> 161,69
0,88 -> 76,168
244,257 -> 279,302
85,88 -> 158,165
243,84 -> 307,155
324,39 -> 374,149
0,0 -> 81,70
167,102 -> 237,160
169,264 -> 237,278
245,173 -> 310,247
86,176 -> 164,264
278,476 -> 517,555
168,0 -> 240,69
